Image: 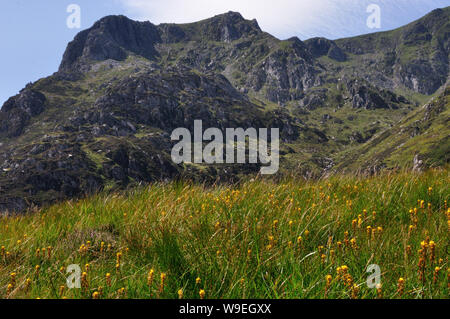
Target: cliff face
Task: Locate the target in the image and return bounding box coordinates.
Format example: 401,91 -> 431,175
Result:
1,9 -> 449,213
335,8 -> 449,95
59,15 -> 161,72
0,89 -> 47,137
159,11 -> 262,43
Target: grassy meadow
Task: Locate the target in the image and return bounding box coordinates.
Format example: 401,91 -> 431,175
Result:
0,168 -> 449,299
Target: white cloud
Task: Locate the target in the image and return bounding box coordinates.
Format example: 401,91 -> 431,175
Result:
120,0 -> 448,40
120,0 -> 332,39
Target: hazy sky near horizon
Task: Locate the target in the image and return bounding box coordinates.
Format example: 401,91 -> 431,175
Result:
0,0 -> 448,106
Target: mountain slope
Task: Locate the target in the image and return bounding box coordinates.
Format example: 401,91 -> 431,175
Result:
335,86 -> 450,172
0,9 -> 449,213
333,7 -> 449,95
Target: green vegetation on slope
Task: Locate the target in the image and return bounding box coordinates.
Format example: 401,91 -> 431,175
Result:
0,168 -> 448,299
336,86 -> 450,171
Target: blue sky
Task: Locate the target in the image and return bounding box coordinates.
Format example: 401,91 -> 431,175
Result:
1,0 -> 448,106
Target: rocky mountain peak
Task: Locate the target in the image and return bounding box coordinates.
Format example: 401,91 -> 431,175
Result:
209,11 -> 260,30
59,15 -> 161,72
161,11 -> 262,43
213,11 -> 246,21
59,12 -> 264,71
207,11 -> 261,42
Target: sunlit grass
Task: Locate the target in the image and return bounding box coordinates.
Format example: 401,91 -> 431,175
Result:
0,168 -> 448,299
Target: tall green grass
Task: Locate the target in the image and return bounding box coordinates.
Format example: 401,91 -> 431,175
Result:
0,168 -> 448,299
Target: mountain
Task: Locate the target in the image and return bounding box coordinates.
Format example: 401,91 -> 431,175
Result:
333,7 -> 449,95
335,85 -> 450,172
0,9 -> 449,213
